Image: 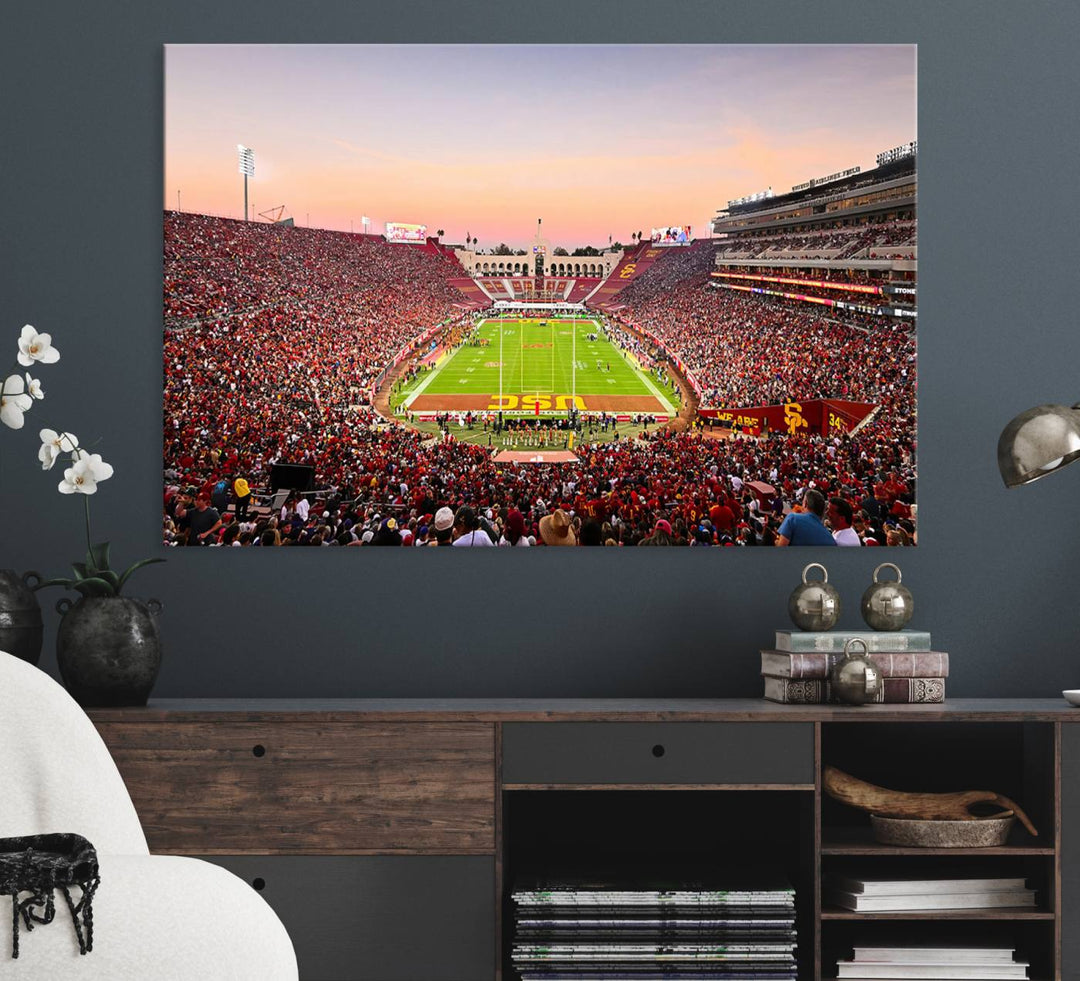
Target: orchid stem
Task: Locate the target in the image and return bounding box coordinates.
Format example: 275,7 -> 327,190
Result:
84,493 -> 93,555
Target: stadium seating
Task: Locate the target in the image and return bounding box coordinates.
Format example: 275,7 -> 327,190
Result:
446,278 -> 491,309
587,242 -> 667,310
564,277 -> 602,303
163,212 -> 916,549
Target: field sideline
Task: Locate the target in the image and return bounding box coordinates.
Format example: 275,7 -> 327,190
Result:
400,317 -> 676,417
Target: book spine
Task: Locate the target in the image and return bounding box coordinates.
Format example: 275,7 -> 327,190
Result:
776,630 -> 932,653
762,650 -> 949,680
763,677 -> 945,704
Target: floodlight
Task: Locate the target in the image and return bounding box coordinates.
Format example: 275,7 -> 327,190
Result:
237,144 -> 254,220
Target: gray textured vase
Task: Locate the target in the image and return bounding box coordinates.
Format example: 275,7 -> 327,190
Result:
0,569 -> 44,665
55,596 -> 163,707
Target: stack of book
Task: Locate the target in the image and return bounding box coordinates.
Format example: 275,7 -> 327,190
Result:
835,945 -> 1030,979
824,874 -> 1036,912
761,630 -> 948,704
510,876 -> 798,980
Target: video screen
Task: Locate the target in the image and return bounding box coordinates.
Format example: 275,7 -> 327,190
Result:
651,225 -> 692,246
385,222 -> 427,243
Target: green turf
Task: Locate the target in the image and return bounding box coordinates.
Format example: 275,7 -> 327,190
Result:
401,317 -> 674,415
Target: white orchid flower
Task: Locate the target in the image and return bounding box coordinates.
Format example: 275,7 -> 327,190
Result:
17,325 -> 60,367
58,450 -> 114,495
24,373 -> 44,400
38,429 -> 79,470
0,374 -> 32,429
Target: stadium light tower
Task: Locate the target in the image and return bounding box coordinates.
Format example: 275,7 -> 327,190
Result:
362,216 -> 371,237
237,144 -> 254,221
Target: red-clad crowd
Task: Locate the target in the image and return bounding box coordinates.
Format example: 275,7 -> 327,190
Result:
164,211 -> 469,481
612,247 -> 915,411
165,414 -> 914,548
163,213 -> 915,548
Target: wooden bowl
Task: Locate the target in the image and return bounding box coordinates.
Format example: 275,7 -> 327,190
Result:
870,813 -> 1016,848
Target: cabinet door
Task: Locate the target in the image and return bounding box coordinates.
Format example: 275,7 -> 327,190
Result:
207,855 -> 494,981
1063,725 -> 1080,976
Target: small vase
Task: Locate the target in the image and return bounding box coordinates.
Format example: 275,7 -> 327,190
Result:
0,569 -> 45,666
55,596 -> 163,707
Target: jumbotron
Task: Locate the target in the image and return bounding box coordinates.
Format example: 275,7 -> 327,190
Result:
164,155 -> 916,547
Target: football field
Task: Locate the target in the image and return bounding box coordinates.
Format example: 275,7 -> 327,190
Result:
402,317 -> 676,418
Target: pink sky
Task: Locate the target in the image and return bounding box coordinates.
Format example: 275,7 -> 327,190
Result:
165,44 -> 916,249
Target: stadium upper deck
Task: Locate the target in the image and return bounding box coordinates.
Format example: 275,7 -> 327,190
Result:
712,154 -> 916,285
713,156 -> 916,236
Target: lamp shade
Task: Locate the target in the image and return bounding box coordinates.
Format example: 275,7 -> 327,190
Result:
997,403 -> 1080,487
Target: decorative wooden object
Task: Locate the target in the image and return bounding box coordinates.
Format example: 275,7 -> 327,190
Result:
823,765 -> 1039,836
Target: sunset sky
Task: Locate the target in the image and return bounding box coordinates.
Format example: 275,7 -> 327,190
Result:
164,44 -> 916,250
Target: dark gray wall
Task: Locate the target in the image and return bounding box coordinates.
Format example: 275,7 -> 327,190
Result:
2,1 -> 1078,698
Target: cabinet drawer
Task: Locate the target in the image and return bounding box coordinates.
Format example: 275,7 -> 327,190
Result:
207,855 -> 494,981
501,722 -> 813,786
95,722 -> 495,854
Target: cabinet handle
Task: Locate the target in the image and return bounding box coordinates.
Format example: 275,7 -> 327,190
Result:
252,877 -> 266,891
652,744 -> 666,758
252,744 -> 267,758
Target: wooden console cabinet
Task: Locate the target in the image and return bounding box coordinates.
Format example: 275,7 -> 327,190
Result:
89,699 -> 1080,981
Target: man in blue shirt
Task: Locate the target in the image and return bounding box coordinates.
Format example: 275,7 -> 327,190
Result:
775,489 -> 837,546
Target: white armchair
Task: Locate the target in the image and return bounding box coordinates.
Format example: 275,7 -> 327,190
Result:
0,650 -> 298,980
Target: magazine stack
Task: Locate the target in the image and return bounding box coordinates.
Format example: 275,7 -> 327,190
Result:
510,876 -> 798,980
835,945 -> 1030,979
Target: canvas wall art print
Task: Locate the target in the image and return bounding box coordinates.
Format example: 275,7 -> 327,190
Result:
163,44 -> 917,548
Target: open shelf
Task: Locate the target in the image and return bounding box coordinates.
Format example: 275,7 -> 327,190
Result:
821,826 -> 1054,856
501,789 -> 813,980
821,906 -> 1055,920
818,720 -> 1060,981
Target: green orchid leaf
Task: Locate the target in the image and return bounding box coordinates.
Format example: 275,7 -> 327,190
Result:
71,562 -> 89,580
97,569 -> 121,591
117,557 -> 166,594
87,541 -> 111,575
72,577 -> 117,598
33,577 -> 77,591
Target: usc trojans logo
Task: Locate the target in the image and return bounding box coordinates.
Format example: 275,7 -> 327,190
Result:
784,401 -> 808,435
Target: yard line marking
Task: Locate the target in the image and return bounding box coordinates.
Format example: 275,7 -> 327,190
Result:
635,363 -> 679,414
402,348 -> 452,408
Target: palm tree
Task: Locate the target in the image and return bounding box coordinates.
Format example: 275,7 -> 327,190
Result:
437,228 -> 445,240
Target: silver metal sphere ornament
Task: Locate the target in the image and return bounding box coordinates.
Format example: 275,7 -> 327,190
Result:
788,563 -> 841,632
860,562 -> 914,631
831,638 -> 884,705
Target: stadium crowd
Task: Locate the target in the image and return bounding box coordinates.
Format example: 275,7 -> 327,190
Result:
164,412 -> 914,548
611,242 -> 915,410
163,213 -> 915,548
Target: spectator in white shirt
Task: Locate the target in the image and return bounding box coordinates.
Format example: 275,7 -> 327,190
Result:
828,497 -> 861,546
452,506 -> 495,547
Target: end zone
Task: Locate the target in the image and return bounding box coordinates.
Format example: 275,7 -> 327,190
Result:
407,393 -> 669,414
492,450 -> 580,464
